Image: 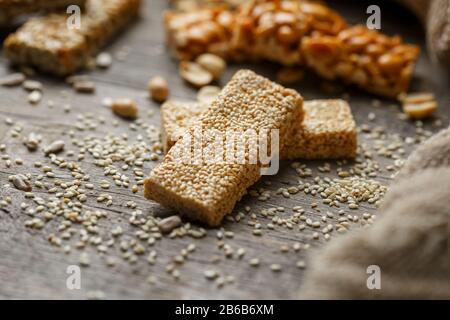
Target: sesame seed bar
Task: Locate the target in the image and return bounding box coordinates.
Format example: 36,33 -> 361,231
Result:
164,0 -> 420,97
0,0 -> 86,25
4,0 -> 141,76
160,100 -> 208,153
282,99 -> 357,160
161,99 -> 357,160
145,69 -> 304,226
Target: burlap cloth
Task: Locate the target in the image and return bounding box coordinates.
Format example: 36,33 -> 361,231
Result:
396,0 -> 450,67
300,126 -> 450,299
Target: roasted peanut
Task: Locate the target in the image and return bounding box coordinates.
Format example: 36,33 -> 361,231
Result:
399,92 -> 435,104
111,98 -> 139,119
195,53 -> 226,80
197,85 -> 221,104
403,101 -> 438,119
179,61 -> 213,87
378,53 -> 404,73
149,76 -> 169,103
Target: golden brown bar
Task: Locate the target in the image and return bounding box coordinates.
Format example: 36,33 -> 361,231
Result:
165,0 -> 346,63
145,70 -> 304,226
164,0 -> 420,97
4,0 -> 141,75
231,0 -> 347,66
161,99 -> 357,160
301,25 -> 420,98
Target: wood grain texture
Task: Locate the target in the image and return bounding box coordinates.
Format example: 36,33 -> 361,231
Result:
0,0 -> 449,299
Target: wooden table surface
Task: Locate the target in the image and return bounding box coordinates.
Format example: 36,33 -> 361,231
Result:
0,0 -> 449,299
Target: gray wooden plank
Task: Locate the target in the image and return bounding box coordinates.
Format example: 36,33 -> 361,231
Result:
0,0 -> 449,299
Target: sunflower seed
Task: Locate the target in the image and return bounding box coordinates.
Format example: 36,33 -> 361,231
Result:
11,174 -> 32,192
158,215 -> 182,234
44,140 -> 65,155
23,80 -> 43,91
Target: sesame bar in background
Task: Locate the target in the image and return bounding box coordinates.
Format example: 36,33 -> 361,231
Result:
160,101 -> 208,153
161,99 -> 357,160
164,0 -> 420,97
0,0 -> 86,25
4,0 -> 141,76
144,70 -> 304,226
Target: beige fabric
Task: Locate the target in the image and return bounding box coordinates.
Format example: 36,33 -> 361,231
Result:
427,0 -> 450,67
300,126 -> 450,299
396,0 -> 450,67
398,126 -> 450,178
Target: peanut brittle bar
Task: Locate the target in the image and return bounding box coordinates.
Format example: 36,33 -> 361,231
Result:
161,99 -> 357,160
4,0 -> 141,75
164,0 -> 420,97
301,26 -> 420,98
145,70 -> 304,226
0,0 -> 86,25
231,0 -> 347,66
165,0 -> 346,63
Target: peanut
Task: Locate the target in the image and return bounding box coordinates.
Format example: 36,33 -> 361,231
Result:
111,98 -> 139,119
179,61 -> 213,87
400,92 -> 435,104
197,85 -> 221,104
403,101 -> 437,119
195,53 -> 226,80
149,76 -> 169,103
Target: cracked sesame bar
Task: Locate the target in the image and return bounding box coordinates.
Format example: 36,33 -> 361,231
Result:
161,99 -> 357,160
0,0 -> 86,25
160,100 -> 209,153
282,99 -> 357,160
145,70 -> 304,226
164,0 -> 420,97
4,0 -> 141,76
